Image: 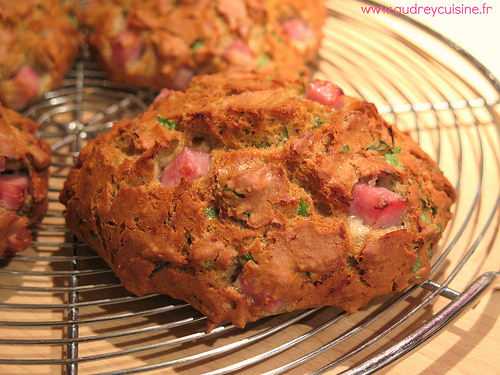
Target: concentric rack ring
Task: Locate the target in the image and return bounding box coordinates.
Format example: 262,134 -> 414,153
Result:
1,0 -> 498,374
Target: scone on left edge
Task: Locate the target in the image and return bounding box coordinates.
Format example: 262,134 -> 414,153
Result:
0,0 -> 81,110
0,105 -> 51,256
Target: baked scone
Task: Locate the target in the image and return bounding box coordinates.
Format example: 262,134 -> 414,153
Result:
60,73 -> 456,328
0,105 -> 51,256
0,0 -> 81,110
80,0 -> 325,90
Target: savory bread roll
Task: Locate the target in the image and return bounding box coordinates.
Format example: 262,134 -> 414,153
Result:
61,73 -> 455,328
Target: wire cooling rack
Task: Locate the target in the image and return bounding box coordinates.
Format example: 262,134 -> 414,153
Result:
1,0 -> 499,374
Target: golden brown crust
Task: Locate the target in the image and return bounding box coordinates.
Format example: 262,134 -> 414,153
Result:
0,0 -> 81,109
0,105 -> 51,255
81,0 -> 325,89
61,72 -> 456,328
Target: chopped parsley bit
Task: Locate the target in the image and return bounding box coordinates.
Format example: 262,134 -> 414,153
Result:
427,247 -> 434,259
411,256 -> 422,274
340,144 -> 351,153
68,14 -> 78,27
420,212 -> 431,224
239,252 -> 255,265
305,271 -> 313,278
384,152 -> 401,167
280,127 -> 289,141
204,207 -> 218,220
157,116 -> 177,130
271,31 -> 284,43
190,39 -> 204,52
256,140 -> 271,148
384,146 -> 402,168
243,211 -> 251,218
297,199 -> 310,217
368,141 -> 402,168
313,116 -> 326,128
201,260 -> 215,270
256,53 -> 271,69
367,140 -> 391,152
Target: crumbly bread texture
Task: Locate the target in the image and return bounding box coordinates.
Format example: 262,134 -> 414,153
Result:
61,72 -> 456,329
0,0 -> 81,109
81,0 -> 325,90
0,105 -> 51,255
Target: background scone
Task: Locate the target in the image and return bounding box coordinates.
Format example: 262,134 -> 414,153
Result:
81,0 -> 325,90
0,105 -> 51,256
0,0 -> 81,110
60,73 -> 456,328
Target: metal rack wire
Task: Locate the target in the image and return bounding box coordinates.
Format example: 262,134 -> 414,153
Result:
1,0 -> 498,374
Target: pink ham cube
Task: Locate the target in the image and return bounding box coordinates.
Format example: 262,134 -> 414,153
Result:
306,79 -> 344,109
223,39 -> 254,66
0,174 -> 29,211
350,183 -> 407,228
14,66 -> 40,107
160,148 -> 211,188
111,30 -> 143,66
282,19 -> 314,42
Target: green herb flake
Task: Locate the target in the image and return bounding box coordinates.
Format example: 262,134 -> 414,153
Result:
204,207 -> 218,220
68,14 -> 78,27
427,247 -> 434,259
280,127 -> 289,141
191,39 -> 204,52
367,140 -> 391,153
243,211 -> 251,218
201,260 -> 215,270
256,53 -> 271,69
271,31 -> 284,43
420,212 -> 431,224
340,144 -> 351,153
384,152 -> 400,167
157,116 -> 177,130
239,252 -> 255,265
313,116 -> 326,128
297,199 -> 310,217
411,256 -> 422,274
368,141 -> 403,168
256,140 -> 271,149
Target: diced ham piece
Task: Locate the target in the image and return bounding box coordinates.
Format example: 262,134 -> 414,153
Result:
282,19 -> 314,42
1,214 -> 32,255
7,224 -> 32,253
160,148 -> 211,188
171,68 -> 193,90
239,274 -> 283,313
15,66 -> 40,105
350,183 -> 407,228
223,39 -> 254,66
306,79 -> 344,109
153,88 -> 173,105
0,174 -> 29,211
111,30 -> 143,66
